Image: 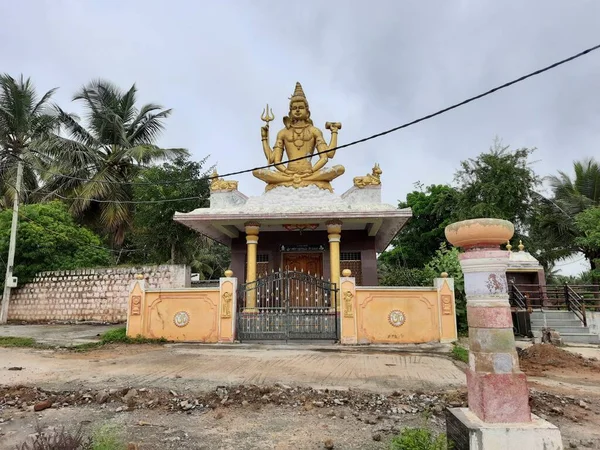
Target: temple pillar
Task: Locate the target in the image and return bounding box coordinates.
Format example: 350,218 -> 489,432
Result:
327,220 -> 342,310
445,218 -> 562,449
245,221 -> 260,311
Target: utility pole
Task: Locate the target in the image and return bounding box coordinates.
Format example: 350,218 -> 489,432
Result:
0,159 -> 23,324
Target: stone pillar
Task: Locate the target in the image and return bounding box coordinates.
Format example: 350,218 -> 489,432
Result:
444,219 -> 563,450
326,220 -> 342,309
245,222 -> 260,311
445,218 -> 530,423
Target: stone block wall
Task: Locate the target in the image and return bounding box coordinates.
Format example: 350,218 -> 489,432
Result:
5,265 -> 190,323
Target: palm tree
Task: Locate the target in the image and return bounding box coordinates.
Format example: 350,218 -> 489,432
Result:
548,158 -> 600,215
540,158 -> 600,269
0,74 -> 61,208
43,80 -> 187,247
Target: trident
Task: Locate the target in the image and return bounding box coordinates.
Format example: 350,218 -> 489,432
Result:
261,103 -> 274,129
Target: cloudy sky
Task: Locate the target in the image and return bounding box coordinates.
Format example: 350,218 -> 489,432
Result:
2,0 -> 599,273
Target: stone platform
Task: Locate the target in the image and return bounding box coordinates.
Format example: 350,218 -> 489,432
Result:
446,408 -> 563,450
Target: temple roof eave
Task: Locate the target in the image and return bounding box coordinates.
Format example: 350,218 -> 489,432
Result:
173,208 -> 412,253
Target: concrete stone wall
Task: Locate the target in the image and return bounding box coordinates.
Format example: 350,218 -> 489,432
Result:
6,265 -> 190,323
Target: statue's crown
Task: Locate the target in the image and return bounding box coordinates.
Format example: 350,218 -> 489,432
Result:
289,82 -> 308,106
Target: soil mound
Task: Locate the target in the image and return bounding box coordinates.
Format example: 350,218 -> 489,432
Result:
519,344 -> 600,374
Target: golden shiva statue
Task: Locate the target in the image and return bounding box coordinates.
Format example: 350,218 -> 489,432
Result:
252,82 -> 345,192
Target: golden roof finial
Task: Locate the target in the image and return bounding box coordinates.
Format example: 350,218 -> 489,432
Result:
506,241 -> 512,252
518,240 -> 525,252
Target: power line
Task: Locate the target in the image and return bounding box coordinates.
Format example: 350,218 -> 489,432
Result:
12,42 -> 600,204
52,192 -> 204,205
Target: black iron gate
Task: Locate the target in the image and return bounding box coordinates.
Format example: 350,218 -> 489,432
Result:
237,270 -> 338,341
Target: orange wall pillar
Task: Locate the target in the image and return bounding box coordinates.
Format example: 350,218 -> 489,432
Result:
126,274 -> 146,338
435,273 -> 458,343
340,269 -> 357,344
218,270 -> 237,343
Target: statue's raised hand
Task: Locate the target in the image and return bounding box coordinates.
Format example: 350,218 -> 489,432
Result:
261,126 -> 269,139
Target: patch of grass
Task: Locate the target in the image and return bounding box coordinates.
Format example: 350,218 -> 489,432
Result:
0,336 -> 38,348
70,327 -> 167,352
390,427 -> 451,450
99,327 -> 166,345
451,343 -> 469,363
15,423 -> 129,450
90,424 -> 127,450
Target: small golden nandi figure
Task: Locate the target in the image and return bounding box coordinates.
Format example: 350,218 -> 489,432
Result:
353,164 -> 382,188
210,169 -> 238,192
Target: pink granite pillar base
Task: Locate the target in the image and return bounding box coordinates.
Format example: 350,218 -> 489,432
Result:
466,369 -> 531,423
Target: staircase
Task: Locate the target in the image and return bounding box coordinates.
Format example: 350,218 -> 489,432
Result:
530,310 -> 600,344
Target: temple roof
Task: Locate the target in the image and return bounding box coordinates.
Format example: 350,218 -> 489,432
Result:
174,184 -> 411,252
507,247 -> 543,272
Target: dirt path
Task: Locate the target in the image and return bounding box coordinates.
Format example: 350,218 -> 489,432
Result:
0,344 -> 465,393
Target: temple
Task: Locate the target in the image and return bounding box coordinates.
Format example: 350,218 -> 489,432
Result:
127,82 -> 457,345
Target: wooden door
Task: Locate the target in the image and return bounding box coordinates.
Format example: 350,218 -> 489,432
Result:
283,253 -> 323,277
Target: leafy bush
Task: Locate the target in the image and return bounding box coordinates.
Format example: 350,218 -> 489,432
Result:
0,201 -> 111,288
390,427 -> 450,450
424,243 -> 467,333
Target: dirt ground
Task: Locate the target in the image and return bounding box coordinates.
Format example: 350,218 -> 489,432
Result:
0,343 -> 599,449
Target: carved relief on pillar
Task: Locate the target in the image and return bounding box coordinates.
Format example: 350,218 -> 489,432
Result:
343,290 -> 354,318
221,291 -> 232,318
131,295 -> 141,315
441,294 -> 453,315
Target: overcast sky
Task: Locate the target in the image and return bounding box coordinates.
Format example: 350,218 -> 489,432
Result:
2,0 -> 599,274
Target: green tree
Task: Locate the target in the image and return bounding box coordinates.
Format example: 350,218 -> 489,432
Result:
454,138 -> 540,234
0,74 -> 62,207
43,80 -> 187,247
0,201 -> 110,287
126,156 -> 230,279
378,184 -> 460,269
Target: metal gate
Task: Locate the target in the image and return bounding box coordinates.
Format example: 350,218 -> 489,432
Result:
237,270 -> 338,341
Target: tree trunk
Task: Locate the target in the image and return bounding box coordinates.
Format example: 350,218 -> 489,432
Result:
170,243 -> 176,264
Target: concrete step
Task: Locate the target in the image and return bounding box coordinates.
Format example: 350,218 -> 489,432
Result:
530,311 -> 577,320
531,319 -> 583,327
531,325 -> 589,334
560,333 -> 600,344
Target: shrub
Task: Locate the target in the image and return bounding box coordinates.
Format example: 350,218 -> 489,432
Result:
390,427 -> 450,450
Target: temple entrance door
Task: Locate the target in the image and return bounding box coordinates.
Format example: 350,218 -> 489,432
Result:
282,253 -> 323,277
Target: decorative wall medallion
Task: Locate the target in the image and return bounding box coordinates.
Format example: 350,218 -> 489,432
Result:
173,311 -> 190,327
343,291 -> 354,318
221,291 -> 233,318
441,295 -> 452,315
388,310 -> 406,327
130,295 -> 141,315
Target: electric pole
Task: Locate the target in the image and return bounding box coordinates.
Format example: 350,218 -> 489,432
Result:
0,159 -> 23,324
